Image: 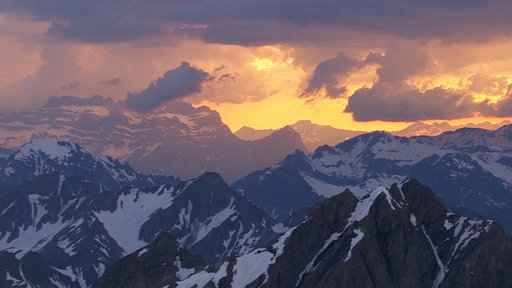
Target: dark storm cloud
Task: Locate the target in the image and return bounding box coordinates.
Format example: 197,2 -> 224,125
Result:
125,62 -> 211,112
2,0 -> 512,44
342,44 -> 486,121
345,84 -> 480,121
302,53 -> 362,98
1,0 -> 166,42
364,44 -> 430,84
47,19 -> 166,43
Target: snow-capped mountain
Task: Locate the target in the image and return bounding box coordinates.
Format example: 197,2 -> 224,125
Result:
234,126 -> 512,233
94,180 -> 512,288
0,140 -> 174,190
0,171 -> 276,287
0,96 -> 305,183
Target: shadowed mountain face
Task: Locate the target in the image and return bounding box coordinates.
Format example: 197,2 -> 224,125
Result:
0,96 -> 306,183
94,179 -> 512,288
234,126 -> 512,233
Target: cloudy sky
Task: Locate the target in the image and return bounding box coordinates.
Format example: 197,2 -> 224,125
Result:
1,0 -> 512,131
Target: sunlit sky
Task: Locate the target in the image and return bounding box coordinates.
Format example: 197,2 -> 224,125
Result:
2,1 -> 512,131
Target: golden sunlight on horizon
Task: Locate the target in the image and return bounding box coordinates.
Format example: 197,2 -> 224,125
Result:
204,95 -> 512,133
200,95 -> 413,132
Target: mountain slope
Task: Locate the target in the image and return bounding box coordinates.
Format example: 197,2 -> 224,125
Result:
96,179 -> 512,288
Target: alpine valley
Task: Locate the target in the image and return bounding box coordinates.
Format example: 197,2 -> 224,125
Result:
2,100 -> 512,287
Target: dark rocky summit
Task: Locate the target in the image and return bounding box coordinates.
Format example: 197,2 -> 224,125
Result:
93,179 -> 512,288
93,233 -> 203,288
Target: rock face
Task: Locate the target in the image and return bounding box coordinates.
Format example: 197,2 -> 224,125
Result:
94,179 -> 512,288
234,128 -> 512,232
93,233 -> 203,288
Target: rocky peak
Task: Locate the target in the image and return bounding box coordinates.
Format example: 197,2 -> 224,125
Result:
262,179 -> 512,288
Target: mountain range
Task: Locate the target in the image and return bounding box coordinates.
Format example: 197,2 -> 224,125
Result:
235,120 -> 512,151
94,179 -> 512,288
0,140 -> 278,287
1,95 -> 509,186
0,96 -> 305,183
2,113 -> 512,286
233,125 -> 512,234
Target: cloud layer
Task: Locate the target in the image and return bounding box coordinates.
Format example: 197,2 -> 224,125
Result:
3,0 -> 512,44
1,0 -> 512,126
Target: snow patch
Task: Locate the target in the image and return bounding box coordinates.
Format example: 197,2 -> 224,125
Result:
231,248 -> 274,288
94,185 -> 177,253
177,261 -> 229,288
15,140 -> 74,161
301,173 -> 346,198
422,226 -> 445,288
344,228 -> 364,262
451,217 -> 492,258
188,198 -> 237,246
174,256 -> 195,280
137,248 -> 148,257
410,214 -> 417,226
